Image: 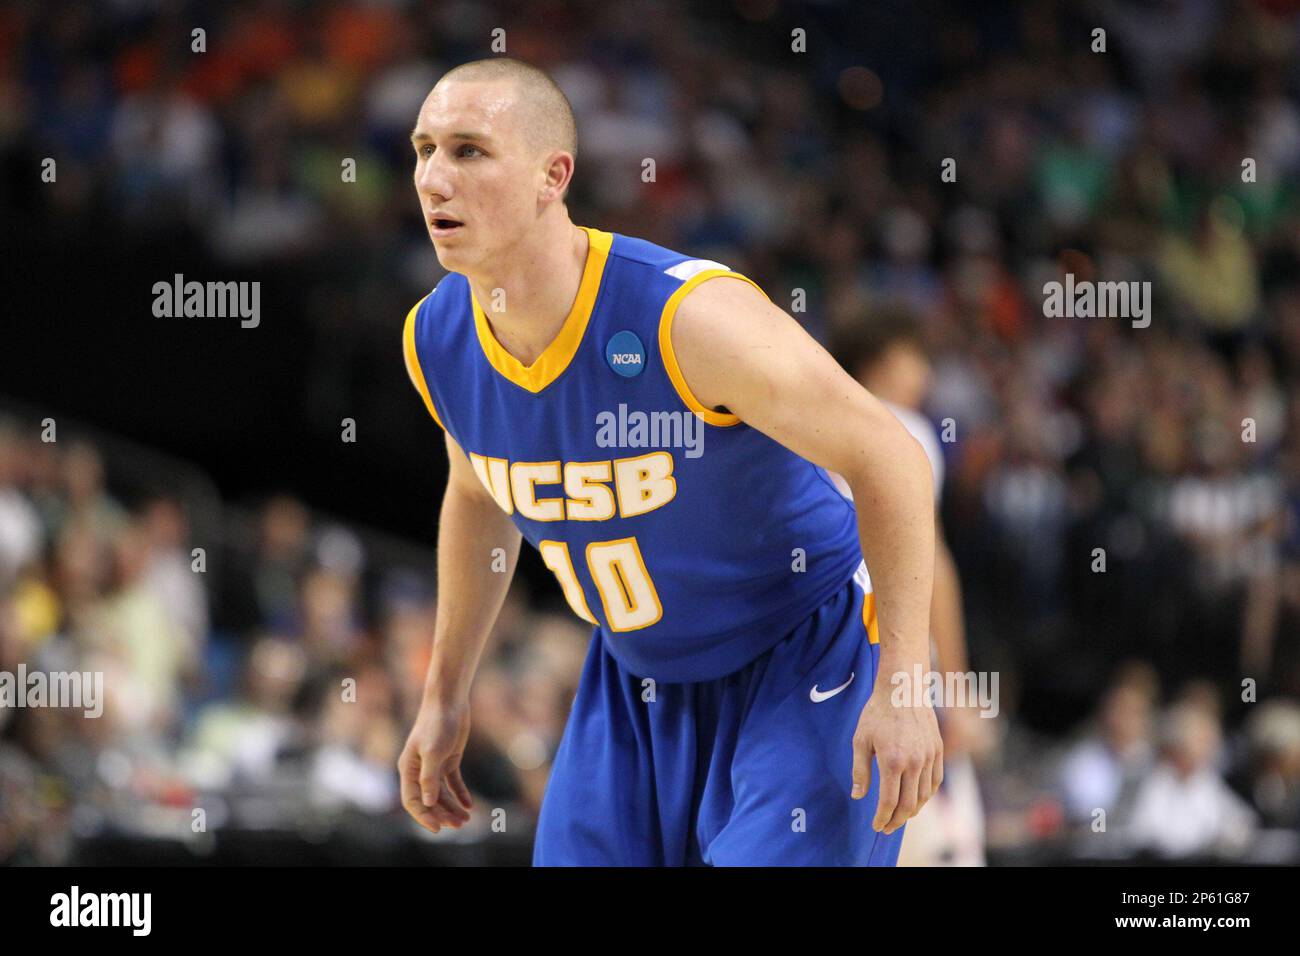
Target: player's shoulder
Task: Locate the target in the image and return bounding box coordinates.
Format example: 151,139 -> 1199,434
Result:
603,233 -> 772,347
403,272 -> 472,363
402,273 -> 465,390
605,231 -> 752,291
403,279 -> 453,430
406,271 -> 466,325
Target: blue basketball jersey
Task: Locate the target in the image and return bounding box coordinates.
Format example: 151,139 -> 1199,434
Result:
403,226 -> 866,682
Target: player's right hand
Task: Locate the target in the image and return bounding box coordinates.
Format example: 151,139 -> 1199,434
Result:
398,698 -> 474,833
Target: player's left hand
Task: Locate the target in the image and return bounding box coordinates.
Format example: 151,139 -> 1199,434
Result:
850,676 -> 943,834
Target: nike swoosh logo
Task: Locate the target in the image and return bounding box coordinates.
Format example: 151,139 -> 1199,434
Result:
810,672 -> 855,703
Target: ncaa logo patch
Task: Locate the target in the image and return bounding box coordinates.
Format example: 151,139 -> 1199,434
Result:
605,330 -> 645,378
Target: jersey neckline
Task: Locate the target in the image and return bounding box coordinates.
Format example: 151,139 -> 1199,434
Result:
469,225 -> 614,394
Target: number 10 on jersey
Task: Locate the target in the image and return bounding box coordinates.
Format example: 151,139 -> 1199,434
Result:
539,538 -> 662,632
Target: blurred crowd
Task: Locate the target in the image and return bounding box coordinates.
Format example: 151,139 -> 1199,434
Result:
4,0 -> 1300,863
0,422 -> 588,863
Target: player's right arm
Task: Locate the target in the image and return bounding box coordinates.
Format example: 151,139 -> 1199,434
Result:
398,430 -> 523,833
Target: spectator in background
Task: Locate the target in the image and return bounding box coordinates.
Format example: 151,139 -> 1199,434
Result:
311,658 -> 401,814
1229,699 -> 1300,832
295,564 -> 365,664
380,576 -> 440,719
217,494 -> 312,638
1159,402 -> 1284,678
0,420 -> 43,587
460,663 -> 533,812
1126,702 -> 1257,859
1159,199 -> 1260,357
186,636 -> 308,786
139,494 -> 209,665
57,442 -> 128,547
1279,435 -> 1300,694
1058,664 -> 1157,827
86,519 -> 197,738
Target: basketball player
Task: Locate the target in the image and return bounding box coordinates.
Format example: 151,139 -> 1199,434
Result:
398,57 -> 941,866
832,308 -> 989,866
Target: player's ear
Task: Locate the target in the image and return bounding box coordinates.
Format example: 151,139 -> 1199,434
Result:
540,150 -> 574,203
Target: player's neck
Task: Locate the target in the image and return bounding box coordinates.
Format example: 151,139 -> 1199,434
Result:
467,219 -> 588,368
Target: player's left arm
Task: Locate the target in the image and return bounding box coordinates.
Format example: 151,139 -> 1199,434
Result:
672,275 -> 941,834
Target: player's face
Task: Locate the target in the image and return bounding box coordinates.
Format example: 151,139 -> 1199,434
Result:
411,79 -> 540,274
871,343 -> 932,409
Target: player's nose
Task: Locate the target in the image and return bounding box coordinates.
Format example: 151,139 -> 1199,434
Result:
415,155 -> 454,199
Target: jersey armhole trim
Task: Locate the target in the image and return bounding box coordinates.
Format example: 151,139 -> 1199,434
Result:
657,269 -> 770,428
403,294 -> 445,430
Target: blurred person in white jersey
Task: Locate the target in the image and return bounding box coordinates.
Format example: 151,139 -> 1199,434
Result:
832,306 -> 989,866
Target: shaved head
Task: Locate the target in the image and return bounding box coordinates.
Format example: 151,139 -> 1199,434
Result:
411,57 -> 580,273
436,57 -> 577,165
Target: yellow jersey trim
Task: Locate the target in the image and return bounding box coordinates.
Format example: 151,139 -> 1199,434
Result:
862,589 -> 881,645
470,226 -> 614,393
403,294 -> 443,430
658,269 -> 770,427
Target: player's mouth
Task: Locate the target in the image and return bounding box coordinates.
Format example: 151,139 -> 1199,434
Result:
429,215 -> 464,238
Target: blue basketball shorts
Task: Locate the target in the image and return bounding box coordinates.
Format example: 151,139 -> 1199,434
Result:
532,567 -> 906,866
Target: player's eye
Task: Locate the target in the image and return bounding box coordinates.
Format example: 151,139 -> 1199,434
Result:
457,144 -> 483,158
420,144 -> 434,158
